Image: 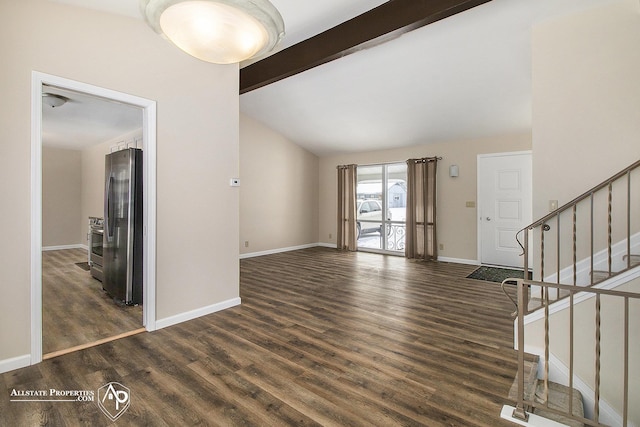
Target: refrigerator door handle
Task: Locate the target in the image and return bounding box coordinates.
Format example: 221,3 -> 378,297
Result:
106,175 -> 115,239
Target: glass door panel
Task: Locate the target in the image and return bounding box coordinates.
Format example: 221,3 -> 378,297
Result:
357,163 -> 407,253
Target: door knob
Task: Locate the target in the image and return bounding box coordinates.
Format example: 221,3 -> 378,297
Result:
486,217 -> 492,221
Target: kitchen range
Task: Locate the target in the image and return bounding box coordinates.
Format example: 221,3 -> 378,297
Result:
88,216 -> 104,281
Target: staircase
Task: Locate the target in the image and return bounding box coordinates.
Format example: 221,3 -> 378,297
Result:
502,160 -> 640,427
507,356 -> 585,427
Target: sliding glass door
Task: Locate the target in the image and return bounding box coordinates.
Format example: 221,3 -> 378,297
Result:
356,163 -> 407,254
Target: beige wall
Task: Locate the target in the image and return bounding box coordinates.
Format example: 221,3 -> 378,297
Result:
524,2 -> 640,422
319,134 -> 531,262
42,146 -> 82,247
0,1 -> 239,363
239,114 -> 319,254
532,0 -> 640,220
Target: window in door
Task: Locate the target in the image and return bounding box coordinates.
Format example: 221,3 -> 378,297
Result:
356,163 -> 407,253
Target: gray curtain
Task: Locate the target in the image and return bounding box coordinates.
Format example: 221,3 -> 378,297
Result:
405,157 -> 438,260
337,164 -> 357,251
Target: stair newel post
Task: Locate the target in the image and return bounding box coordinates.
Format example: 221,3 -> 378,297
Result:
512,277 -> 529,422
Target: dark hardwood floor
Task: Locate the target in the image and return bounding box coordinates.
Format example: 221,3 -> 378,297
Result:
42,249 -> 143,354
2,247 -> 520,426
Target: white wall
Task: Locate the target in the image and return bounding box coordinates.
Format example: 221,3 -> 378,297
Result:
239,114 -> 319,255
319,133 -> 531,263
0,1 -> 239,366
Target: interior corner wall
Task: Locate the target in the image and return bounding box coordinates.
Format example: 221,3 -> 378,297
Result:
0,0 -> 239,365
318,133 -> 531,262
42,146 -> 82,248
239,114 -> 319,254
532,0 -> 640,220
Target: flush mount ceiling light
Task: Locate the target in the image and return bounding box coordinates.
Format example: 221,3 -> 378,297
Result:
140,0 -> 285,64
42,93 -> 68,108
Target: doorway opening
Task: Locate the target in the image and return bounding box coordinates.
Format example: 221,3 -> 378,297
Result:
31,72 -> 157,364
356,163 -> 407,254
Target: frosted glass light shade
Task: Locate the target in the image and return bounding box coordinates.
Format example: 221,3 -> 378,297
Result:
140,0 -> 285,64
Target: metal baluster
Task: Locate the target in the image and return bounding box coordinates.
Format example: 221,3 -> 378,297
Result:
569,289 -> 574,418
573,205 -> 577,287
541,226 -> 545,308
556,213 -> 560,301
591,193 -> 595,285
627,171 -> 631,269
623,297 -> 629,427
513,278 -> 529,422
594,294 -> 601,423
608,183 -> 612,276
544,283 -> 549,405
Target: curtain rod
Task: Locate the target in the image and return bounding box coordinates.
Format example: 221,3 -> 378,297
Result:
338,157 -> 442,169
408,156 -> 442,164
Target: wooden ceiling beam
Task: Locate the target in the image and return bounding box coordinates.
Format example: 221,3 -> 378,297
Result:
240,0 -> 491,94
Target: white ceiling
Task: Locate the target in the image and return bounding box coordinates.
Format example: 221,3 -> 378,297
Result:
47,0 -> 613,155
42,85 -> 142,149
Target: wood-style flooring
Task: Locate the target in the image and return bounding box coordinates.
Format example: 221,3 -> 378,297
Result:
42,249 -> 143,355
2,247 -> 520,426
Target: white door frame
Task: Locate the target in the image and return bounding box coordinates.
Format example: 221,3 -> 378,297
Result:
476,150 -> 532,266
31,71 -> 157,365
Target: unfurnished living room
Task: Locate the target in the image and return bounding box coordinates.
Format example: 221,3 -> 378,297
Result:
1,0 -> 639,426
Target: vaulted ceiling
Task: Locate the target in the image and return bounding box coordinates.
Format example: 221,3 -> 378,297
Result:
48,0 -> 613,155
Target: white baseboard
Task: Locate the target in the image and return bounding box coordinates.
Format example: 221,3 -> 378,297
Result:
0,354 -> 31,374
438,256 -> 480,266
155,297 -> 241,330
239,243 -> 324,259
316,242 -> 337,249
42,244 -> 87,252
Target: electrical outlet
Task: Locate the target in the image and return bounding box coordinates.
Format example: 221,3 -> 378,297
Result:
466,201 -> 476,208
244,241 -> 249,248
329,233 -> 332,239
439,243 -> 444,250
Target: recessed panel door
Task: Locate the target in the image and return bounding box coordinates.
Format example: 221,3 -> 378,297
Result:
479,153 -> 532,267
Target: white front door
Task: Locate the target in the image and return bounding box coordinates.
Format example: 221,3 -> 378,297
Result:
478,152 -> 532,267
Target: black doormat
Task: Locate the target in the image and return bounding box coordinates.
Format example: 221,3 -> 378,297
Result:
75,262 -> 90,271
466,266 -> 531,283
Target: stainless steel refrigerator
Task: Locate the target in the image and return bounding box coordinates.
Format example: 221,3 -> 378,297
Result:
103,148 -> 143,305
